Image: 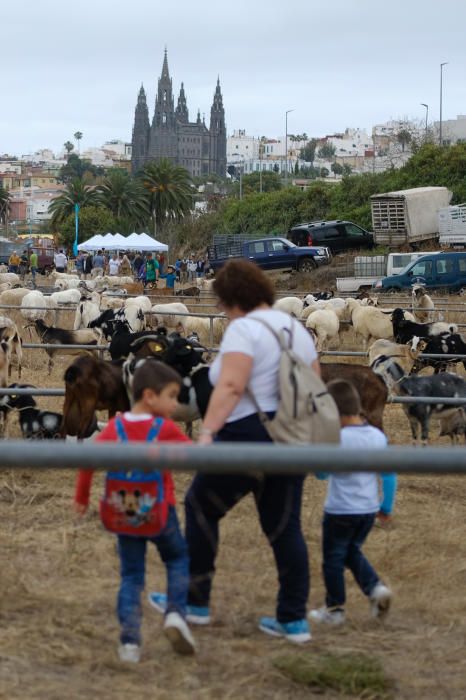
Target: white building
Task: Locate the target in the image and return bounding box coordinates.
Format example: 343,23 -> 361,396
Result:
433,115 -> 466,145
102,140 -> 132,159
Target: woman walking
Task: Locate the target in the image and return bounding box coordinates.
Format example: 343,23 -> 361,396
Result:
150,260 -> 319,643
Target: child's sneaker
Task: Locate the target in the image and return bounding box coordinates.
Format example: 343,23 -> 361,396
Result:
370,583 -> 392,618
258,616 -> 311,643
118,643 -> 141,663
164,612 -> 196,655
308,606 -> 345,626
148,592 -> 211,625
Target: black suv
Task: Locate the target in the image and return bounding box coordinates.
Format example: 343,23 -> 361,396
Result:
288,220 -> 374,254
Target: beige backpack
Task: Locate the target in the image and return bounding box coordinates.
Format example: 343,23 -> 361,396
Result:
248,317 -> 341,445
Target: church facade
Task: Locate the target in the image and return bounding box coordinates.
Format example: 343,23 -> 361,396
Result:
131,51 -> 226,178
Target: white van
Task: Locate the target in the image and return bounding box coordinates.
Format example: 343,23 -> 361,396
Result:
337,251 -> 442,293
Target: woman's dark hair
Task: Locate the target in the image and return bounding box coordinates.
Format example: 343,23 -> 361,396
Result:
132,360 -> 182,402
326,379 -> 362,417
213,259 -> 275,311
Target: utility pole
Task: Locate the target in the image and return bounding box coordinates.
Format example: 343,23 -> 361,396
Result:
420,103 -> 429,141
285,109 -> 294,186
439,62 -> 448,146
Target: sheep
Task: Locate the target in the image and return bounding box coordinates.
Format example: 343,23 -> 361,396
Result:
0,337 -> 9,388
50,289 -> 82,305
0,317 -> 22,379
273,296 -> 304,317
412,285 -> 435,323
368,337 -> 428,389
439,409 -> 466,444
197,278 -> 215,291
345,298 -> 395,348
0,272 -> 20,286
301,297 -> 346,319
0,282 -> 13,293
125,295 -> 152,313
150,302 -> 189,329
0,287 -> 32,307
20,291 -> 47,321
179,316 -> 227,346
54,277 -> 81,290
0,264 -> 8,273
73,299 -> 101,330
98,293 -> 126,311
49,271 -> 78,281
305,309 -> 339,351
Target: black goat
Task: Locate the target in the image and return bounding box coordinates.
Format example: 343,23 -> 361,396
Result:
391,308 -> 457,345
411,333 -> 466,374
33,319 -> 102,373
0,384 -> 63,439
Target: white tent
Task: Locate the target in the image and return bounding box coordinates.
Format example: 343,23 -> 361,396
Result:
104,233 -> 131,251
77,234 -> 107,251
124,232 -> 168,251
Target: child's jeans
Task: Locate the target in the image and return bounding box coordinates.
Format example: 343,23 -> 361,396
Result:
322,512 -> 379,609
117,506 -> 189,645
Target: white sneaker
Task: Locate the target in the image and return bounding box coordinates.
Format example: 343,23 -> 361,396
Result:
164,612 -> 196,655
308,606 -> 345,626
118,643 -> 141,663
370,583 -> 392,618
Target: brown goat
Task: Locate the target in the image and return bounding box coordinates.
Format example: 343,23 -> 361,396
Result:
321,362 -> 388,431
175,286 -> 200,298
61,355 -> 130,438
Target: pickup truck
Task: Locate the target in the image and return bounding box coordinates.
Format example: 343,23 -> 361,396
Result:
207,236 -> 330,273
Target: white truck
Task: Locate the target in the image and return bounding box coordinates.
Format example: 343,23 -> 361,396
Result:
336,252 -> 440,293
371,186 -> 452,247
439,204 -> 466,247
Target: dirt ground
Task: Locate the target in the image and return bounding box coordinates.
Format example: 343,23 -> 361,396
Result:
1,290 -> 466,700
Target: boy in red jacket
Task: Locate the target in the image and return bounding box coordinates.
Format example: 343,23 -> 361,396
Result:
74,361 -> 195,662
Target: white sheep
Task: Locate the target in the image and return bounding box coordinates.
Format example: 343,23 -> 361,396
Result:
98,292 -> 125,311
54,278 -> 81,290
179,316 -> 227,346
20,291 -> 47,321
305,309 -> 340,351
273,296 -> 304,317
0,264 -> 8,273
125,295 -> 152,313
0,272 -> 20,286
151,302 -> 189,329
0,282 -> 12,293
50,289 -> 81,305
345,298 -> 394,347
301,297 -> 346,319
73,300 -> 101,330
49,271 -> 78,281
0,316 -> 23,378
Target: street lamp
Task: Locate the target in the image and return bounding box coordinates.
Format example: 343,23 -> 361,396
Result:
439,62 -> 448,146
285,109 -> 294,186
420,103 -> 429,141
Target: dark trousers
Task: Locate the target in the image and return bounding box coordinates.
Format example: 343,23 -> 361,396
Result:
322,512 -> 379,609
185,413 -> 309,623
117,507 -> 189,645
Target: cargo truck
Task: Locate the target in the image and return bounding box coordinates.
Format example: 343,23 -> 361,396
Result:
438,204 -> 466,247
371,186 -> 451,247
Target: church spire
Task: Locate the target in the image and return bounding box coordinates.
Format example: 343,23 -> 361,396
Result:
176,81 -> 189,123
161,47 -> 170,80
154,49 -> 175,129
131,84 -> 150,173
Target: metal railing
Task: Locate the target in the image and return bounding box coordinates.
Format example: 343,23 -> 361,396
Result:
0,441 -> 465,474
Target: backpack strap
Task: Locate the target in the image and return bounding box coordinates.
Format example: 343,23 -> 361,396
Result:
114,415 -> 164,443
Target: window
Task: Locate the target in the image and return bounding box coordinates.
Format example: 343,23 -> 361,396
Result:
436,259 -> 454,275
163,90 -> 167,100
162,113 -> 167,124
251,241 -> 265,254
459,259 -> 466,273
344,224 -> 365,237
410,260 -> 433,277
323,227 -> 340,239
268,240 -> 286,252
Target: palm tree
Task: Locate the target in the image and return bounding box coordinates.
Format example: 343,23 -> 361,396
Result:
99,169 -> 149,226
74,131 -> 83,154
0,186 -> 10,228
49,178 -> 101,225
64,141 -> 74,156
141,159 -> 193,235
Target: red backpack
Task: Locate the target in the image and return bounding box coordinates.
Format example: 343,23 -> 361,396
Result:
99,416 -> 169,537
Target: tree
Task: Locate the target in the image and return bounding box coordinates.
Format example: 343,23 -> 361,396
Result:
396,129 -> 412,152
0,186 -> 10,227
331,162 -> 344,178
74,131 -> 83,154
141,158 -> 193,234
233,171 -> 282,196
299,138 -> 317,164
98,169 -> 149,226
64,141 -> 74,155
317,143 -> 336,159
320,167 -> 329,178
58,154 -> 105,183
59,206 -> 117,248
49,178 -> 102,226
342,163 -> 353,176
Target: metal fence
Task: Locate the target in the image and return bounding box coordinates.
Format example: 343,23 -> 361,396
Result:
0,441 -> 465,474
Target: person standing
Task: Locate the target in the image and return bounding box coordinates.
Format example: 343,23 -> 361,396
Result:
149,259 -> 319,643
29,249 -> 38,287
109,254 -> 121,276
92,250 -> 105,277
309,379 -> 396,626
145,253 -> 159,286
82,253 -> 93,279
159,265 -> 177,290
8,250 -> 20,274
54,249 -> 68,273
75,251 -> 84,279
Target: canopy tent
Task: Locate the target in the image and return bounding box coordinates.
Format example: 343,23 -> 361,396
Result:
77,232 -> 168,252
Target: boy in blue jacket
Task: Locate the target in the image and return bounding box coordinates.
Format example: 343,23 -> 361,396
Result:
309,379 -> 397,626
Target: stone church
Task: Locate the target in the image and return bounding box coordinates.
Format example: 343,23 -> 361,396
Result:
131,50 -> 226,177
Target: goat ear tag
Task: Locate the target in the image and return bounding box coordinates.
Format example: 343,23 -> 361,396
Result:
148,342 -> 163,353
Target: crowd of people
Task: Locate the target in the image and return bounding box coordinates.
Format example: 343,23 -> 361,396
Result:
73,259 -> 396,663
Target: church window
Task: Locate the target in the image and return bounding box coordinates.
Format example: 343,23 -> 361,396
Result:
163,113 -> 167,124
164,90 -> 167,100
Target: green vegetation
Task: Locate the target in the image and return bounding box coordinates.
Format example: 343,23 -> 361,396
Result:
141,158 -> 194,235
274,652 -> 393,697
59,206 -> 116,248
0,186 -> 10,225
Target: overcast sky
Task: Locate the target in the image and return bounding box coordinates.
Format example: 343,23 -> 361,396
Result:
1,0 -> 465,156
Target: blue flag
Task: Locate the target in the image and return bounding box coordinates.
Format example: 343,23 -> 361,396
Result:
73,203 -> 80,257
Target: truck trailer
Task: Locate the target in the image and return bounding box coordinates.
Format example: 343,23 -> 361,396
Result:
371,186 -> 451,247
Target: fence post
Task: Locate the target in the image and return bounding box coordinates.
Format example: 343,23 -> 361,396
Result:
209,316 -> 214,346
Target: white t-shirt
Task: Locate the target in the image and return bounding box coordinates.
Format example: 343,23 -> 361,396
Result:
324,424 -> 388,515
54,252 -> 67,268
109,258 -> 121,275
209,309 -> 318,423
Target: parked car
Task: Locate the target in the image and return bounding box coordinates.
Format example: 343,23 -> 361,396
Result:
207,236 -> 330,273
288,220 -> 374,254
373,251 -> 466,293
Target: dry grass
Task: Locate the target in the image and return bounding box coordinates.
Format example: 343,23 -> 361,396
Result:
1,291 -> 466,699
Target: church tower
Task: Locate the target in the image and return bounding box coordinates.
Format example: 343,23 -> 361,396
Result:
209,78 -> 227,176
175,82 -> 189,123
130,85 -> 150,173
148,50 -> 178,162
